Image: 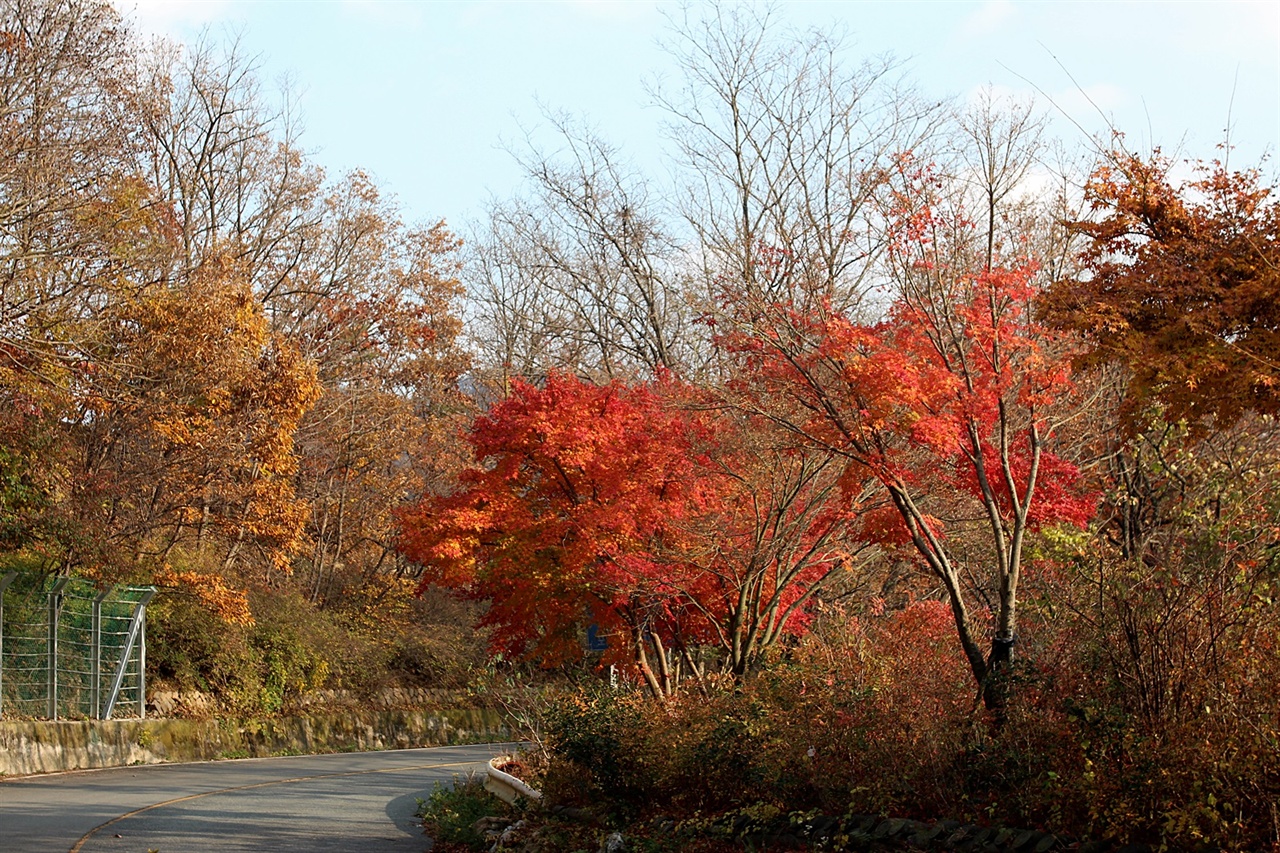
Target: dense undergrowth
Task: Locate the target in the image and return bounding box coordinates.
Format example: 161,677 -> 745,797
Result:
145,584 -> 488,715
470,583 -> 1280,853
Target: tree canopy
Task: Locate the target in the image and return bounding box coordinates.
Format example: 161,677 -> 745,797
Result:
1045,150 -> 1280,427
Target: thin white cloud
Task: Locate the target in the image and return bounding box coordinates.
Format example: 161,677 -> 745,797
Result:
958,0 -> 1015,40
1163,0 -> 1279,57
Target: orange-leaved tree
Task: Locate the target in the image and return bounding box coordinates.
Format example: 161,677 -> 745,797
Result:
68,257 -> 318,620
397,374 -> 697,692
648,384 -> 874,684
397,373 -> 868,697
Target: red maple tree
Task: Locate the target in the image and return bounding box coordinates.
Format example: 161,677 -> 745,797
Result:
720,178 -> 1096,707
397,373 -> 868,696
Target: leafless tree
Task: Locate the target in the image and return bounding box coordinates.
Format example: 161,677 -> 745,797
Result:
657,2 -> 940,317
468,113 -> 693,385
466,3 -> 946,387
130,33 -> 324,298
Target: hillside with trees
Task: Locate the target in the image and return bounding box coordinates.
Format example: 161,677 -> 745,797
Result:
0,0 -> 479,708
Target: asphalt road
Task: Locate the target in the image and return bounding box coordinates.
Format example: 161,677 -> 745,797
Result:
0,743 -> 514,853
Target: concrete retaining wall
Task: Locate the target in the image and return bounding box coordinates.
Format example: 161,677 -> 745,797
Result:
0,708 -> 510,777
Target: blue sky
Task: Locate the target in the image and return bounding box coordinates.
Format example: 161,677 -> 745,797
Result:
127,1 -> 1280,230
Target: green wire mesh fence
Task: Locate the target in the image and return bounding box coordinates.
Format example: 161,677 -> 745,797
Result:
0,572 -> 155,720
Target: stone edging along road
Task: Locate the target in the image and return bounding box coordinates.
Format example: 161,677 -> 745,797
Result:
0,707 -> 510,776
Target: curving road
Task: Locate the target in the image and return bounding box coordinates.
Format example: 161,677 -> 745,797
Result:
0,743 -> 513,852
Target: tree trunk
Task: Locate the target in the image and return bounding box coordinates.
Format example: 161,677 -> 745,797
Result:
980,633 -> 1017,719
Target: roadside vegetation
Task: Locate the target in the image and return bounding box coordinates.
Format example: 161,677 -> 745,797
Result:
2,2 -> 1277,849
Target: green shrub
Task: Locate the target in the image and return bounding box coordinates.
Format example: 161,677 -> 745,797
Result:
416,776 -> 508,851
543,686 -> 651,811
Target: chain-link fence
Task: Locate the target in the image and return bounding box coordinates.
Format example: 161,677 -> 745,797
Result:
0,572 -> 155,720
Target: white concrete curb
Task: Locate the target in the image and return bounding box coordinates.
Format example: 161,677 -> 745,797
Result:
483,754 -> 543,805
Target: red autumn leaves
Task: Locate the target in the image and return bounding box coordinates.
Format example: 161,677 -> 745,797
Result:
398,375 -> 866,684
399,257 -> 1097,687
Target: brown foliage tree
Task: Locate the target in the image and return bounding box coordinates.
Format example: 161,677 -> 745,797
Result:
1046,150 -> 1280,426
288,175 -> 470,610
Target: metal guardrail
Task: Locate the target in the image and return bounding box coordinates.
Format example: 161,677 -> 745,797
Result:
0,573 -> 155,720
484,754 -> 543,805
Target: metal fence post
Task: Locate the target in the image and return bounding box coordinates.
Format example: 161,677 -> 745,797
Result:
91,586 -> 113,720
47,577 -> 70,720
138,602 -> 147,719
0,571 -> 17,718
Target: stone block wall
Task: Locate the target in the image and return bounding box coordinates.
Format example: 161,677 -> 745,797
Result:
0,708 -> 510,776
